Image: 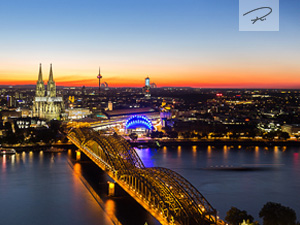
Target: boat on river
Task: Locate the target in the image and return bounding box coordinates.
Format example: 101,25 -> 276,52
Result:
44,146 -> 65,153
0,148 -> 16,155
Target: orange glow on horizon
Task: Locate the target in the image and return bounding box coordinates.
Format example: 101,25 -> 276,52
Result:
1,67 -> 300,88
1,78 -> 300,88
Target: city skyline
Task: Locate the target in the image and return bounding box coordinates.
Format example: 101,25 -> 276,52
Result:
0,0 -> 300,88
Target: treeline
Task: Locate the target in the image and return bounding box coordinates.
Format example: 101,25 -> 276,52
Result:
225,202 -> 299,225
0,120 -> 66,145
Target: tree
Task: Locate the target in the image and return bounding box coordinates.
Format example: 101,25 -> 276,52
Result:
151,131 -> 163,139
225,207 -> 254,225
229,132 -> 240,139
4,122 -> 12,130
278,132 -> 290,140
263,132 -> 276,140
129,133 -> 138,141
201,132 -> 208,139
49,120 -> 62,132
182,131 -> 191,139
167,131 -> 178,139
259,202 -> 296,225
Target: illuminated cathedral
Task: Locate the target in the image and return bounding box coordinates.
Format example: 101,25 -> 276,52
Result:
32,64 -> 65,120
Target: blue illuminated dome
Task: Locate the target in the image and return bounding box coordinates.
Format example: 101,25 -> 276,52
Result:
125,115 -> 154,130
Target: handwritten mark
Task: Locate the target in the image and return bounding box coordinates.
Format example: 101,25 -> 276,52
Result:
243,7 -> 272,24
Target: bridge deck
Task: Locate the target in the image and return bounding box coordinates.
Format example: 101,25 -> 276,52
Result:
67,128 -> 219,225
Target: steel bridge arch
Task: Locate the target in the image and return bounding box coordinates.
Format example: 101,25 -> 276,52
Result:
68,128 -> 217,225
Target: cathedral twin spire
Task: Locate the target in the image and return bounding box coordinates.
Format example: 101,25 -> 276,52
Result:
36,64 -> 56,98
36,64 -> 45,97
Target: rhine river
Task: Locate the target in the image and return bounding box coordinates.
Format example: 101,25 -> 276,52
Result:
1,146 -> 300,224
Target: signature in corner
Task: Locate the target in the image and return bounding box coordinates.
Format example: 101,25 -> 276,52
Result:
243,7 -> 272,24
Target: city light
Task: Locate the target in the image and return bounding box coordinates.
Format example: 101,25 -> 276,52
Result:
125,115 -> 154,130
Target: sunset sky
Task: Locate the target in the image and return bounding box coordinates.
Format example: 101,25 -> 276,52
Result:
0,0 -> 300,88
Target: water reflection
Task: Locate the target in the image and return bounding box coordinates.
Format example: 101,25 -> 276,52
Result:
143,145 -> 300,221
22,151 -> 26,163
294,152 -> 299,169
29,151 -> 33,164
255,146 -> 259,162
207,146 -> 212,157
1,147 -> 299,224
177,146 -> 182,157
11,154 -> 15,166
192,145 -> 197,159
0,151 -> 114,225
15,152 -> 20,164
2,155 -> 6,171
135,148 -> 154,167
223,145 -> 228,160
162,146 -> 167,159
105,199 -> 116,219
73,162 -> 82,174
68,149 -> 72,158
274,146 -> 279,164
39,150 -> 44,164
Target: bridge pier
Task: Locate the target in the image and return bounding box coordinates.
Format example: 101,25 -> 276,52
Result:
76,150 -> 81,161
108,181 -> 115,196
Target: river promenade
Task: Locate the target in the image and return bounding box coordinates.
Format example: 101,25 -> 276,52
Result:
2,138 -> 300,152
0,142 -> 76,152
129,138 -> 300,147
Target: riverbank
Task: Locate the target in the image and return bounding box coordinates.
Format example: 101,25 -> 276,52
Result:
129,139 -> 300,148
3,139 -> 300,152
0,142 -> 76,152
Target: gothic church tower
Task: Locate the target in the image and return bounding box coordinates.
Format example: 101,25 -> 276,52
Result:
47,64 -> 56,97
33,64 -> 64,120
35,64 -> 45,97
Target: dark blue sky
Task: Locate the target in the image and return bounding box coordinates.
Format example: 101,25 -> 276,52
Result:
0,0 -> 299,87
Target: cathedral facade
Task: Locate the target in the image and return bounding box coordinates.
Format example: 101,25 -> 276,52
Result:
32,64 -> 65,120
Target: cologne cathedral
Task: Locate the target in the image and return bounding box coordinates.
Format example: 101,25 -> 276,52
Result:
32,64 -> 65,120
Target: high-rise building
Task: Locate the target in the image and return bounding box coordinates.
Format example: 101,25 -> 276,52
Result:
32,64 -> 65,120
82,86 -> 87,96
145,77 -> 150,86
7,95 -> 15,108
97,67 -> 102,96
108,101 -> 113,111
143,76 -> 151,99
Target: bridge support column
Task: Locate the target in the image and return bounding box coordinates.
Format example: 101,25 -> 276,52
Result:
76,150 -> 81,161
108,181 -> 115,196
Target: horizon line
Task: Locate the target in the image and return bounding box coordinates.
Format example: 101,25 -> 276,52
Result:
2,84 -> 300,90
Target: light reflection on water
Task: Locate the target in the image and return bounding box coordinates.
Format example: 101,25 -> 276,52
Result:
135,147 -> 154,167
2,155 -> 6,171
1,147 -> 299,224
177,145 -> 182,157
192,145 -> 197,159
105,199 -> 116,219
0,151 -> 113,225
136,145 -> 300,221
255,146 -> 259,162
223,145 -> 228,161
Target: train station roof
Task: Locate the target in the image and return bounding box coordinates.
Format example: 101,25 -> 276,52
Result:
104,107 -> 157,119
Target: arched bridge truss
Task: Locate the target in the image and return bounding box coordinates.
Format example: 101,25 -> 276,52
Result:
67,128 -> 217,225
